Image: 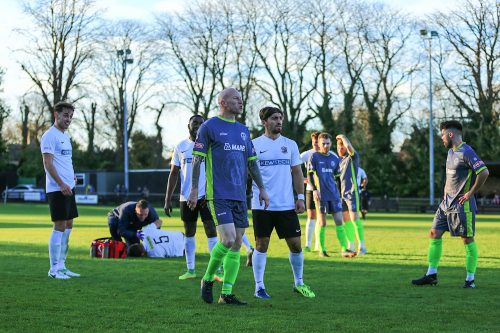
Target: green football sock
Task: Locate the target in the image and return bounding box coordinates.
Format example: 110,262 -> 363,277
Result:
354,218 -> 365,242
465,242 -> 478,274
202,242 -> 229,281
344,220 -> 356,243
428,238 -> 442,269
319,226 -> 326,251
335,225 -> 347,252
221,250 -> 241,295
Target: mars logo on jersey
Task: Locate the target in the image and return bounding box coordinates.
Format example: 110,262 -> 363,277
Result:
321,167 -> 333,173
224,143 -> 246,151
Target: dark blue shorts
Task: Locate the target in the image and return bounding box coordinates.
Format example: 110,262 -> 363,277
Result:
432,206 -> 475,237
208,200 -> 249,228
318,199 -> 342,214
341,192 -> 358,212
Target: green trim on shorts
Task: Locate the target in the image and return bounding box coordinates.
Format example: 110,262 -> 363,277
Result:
192,151 -> 206,157
248,155 -> 257,161
208,200 -> 219,226
466,211 -> 473,237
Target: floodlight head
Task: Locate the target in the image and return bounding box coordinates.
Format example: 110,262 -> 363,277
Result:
117,50 -> 124,56
125,49 -> 131,55
126,59 -> 133,64
430,31 -> 438,37
420,29 -> 428,36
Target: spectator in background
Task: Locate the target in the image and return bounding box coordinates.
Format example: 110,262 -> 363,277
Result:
142,186 -> 150,199
493,191 -> 500,205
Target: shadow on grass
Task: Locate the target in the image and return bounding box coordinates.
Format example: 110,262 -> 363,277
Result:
1,242 -> 500,332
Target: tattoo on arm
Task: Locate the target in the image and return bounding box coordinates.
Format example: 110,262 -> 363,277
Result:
248,160 -> 265,190
191,155 -> 204,191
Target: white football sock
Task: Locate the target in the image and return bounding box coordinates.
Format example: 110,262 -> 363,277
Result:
242,234 -> 253,252
185,236 -> 196,271
466,272 -> 474,282
57,228 -> 72,270
305,219 -> 316,247
348,241 -> 355,252
426,267 -> 438,275
207,237 -> 218,253
252,249 -> 267,291
289,251 -> 304,287
49,230 -> 63,273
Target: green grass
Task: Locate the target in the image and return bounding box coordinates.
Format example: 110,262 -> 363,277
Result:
1,203 -> 499,332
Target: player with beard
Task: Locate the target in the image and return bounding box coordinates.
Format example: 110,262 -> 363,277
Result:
412,120 -> 488,288
251,106 -> 315,299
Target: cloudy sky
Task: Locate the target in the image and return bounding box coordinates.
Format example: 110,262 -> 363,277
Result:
0,0 -> 460,149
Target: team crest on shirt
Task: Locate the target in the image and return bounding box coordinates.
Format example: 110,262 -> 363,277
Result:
331,161 -> 335,167
241,132 -> 247,141
281,146 -> 287,154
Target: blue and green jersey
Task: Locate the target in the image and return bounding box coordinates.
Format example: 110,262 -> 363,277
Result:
192,115 -> 257,201
338,151 -> 360,201
308,152 -> 341,201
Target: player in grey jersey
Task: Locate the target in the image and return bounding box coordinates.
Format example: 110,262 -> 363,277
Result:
412,120 -> 489,288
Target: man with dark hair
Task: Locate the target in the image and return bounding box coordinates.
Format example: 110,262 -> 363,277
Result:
41,101 -> 79,279
300,131 -> 321,252
108,200 -> 162,247
188,87 -> 269,305
164,114 -> 220,280
308,133 -> 354,258
412,120 -> 489,288
250,106 -> 315,299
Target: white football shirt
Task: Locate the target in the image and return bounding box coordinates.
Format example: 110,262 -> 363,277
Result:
357,167 -> 367,187
142,223 -> 184,258
251,135 -> 302,211
171,139 -> 206,201
40,126 -> 75,193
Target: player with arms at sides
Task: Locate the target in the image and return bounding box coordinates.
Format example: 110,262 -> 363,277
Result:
188,87 -> 269,305
164,115 -> 221,280
41,101 -> 80,279
336,134 -> 366,255
251,107 -> 315,299
300,132 -> 321,252
308,133 -> 354,258
127,220 -> 185,258
412,120 -> 489,288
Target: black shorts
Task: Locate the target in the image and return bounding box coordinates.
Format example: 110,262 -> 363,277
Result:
305,190 -> 316,210
180,200 -> 213,223
252,209 -> 301,239
47,189 -> 78,222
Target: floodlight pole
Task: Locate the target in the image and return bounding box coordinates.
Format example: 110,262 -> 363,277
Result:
117,49 -> 133,192
420,29 -> 438,207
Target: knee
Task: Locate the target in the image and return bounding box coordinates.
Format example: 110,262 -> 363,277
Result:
203,220 -> 217,238
429,229 -> 442,239
255,238 -> 269,253
184,221 -> 197,237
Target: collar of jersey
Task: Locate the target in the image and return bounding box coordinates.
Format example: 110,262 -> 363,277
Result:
217,115 -> 236,123
320,152 -> 330,156
453,142 -> 466,151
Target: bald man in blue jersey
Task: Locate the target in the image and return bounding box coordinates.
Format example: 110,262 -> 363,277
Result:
188,87 -> 269,305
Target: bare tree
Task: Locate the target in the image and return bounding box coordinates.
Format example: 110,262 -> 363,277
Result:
16,0 -> 98,122
94,20 -> 160,166
157,1 -> 230,118
431,0 -> 500,159
251,0 -> 318,143
358,3 -> 418,154
80,102 -> 97,153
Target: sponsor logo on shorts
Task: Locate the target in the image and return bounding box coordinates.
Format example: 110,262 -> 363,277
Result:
220,132 -> 228,136
217,212 -> 227,217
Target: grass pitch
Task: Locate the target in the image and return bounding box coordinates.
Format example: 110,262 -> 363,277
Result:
0,203 -> 499,332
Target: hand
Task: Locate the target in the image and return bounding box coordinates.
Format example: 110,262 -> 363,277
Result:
164,200 -> 172,217
59,183 -> 72,196
259,188 -> 270,210
458,192 -> 472,205
313,190 -> 320,202
136,230 -> 144,241
187,190 -> 198,210
295,199 -> 305,214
